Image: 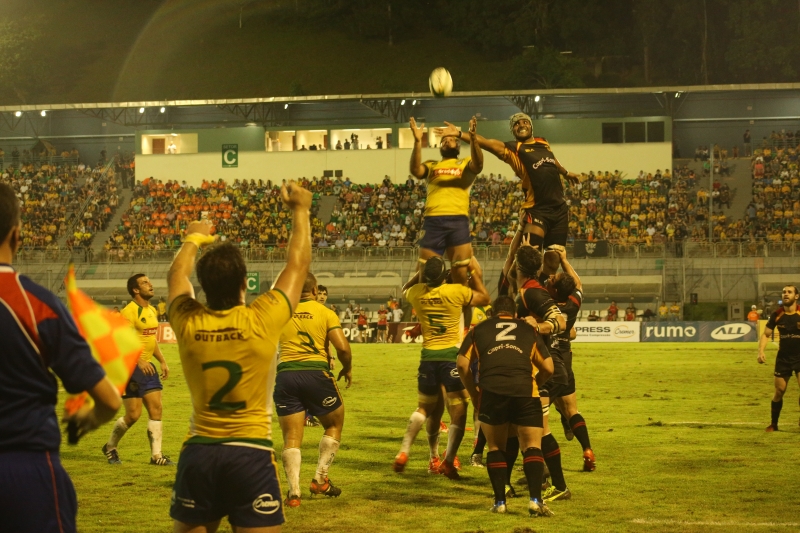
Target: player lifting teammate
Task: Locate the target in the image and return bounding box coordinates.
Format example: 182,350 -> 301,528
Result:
102,274 -> 173,466
275,273 -> 352,507
457,295 -> 554,517
167,181 -> 312,533
439,113 -> 579,278
394,256 -> 490,478
546,248 -> 595,472
758,285 -> 800,432
410,115 -> 483,285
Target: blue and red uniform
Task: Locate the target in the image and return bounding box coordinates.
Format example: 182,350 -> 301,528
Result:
0,264 -> 106,533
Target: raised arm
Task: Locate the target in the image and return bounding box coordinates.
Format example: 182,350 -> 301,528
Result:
467,116 -> 483,175
403,270 -> 421,293
436,121 -> 506,158
557,247 -> 582,291
467,257 -> 491,307
554,157 -> 580,185
409,117 -> 428,179
272,182 -> 313,310
167,220 -> 214,308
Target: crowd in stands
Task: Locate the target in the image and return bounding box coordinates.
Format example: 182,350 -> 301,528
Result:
744,145 -> 800,245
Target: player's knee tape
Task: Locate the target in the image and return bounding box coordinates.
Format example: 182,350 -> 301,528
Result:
418,393 -> 439,404
447,396 -> 467,407
418,257 -> 428,265
542,403 -> 550,417
451,257 -> 471,268
524,232 -> 544,249
545,244 -> 565,253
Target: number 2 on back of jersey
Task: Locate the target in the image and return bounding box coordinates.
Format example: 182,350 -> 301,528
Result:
495,322 -> 517,341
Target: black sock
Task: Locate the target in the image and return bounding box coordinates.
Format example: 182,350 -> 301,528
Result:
541,434 -> 567,491
771,400 -> 783,427
486,450 -> 508,504
505,436 -> 520,485
522,447 -> 545,502
569,414 -> 592,451
472,427 -> 486,456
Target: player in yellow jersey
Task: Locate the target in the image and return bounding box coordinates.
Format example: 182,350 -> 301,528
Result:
167,182 -> 312,533
471,304 -> 492,327
275,273 -> 352,508
393,256 -> 490,479
102,273 -> 173,466
410,116 -> 483,286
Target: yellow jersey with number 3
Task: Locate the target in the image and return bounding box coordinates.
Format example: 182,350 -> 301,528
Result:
422,157 -> 477,217
404,283 -> 472,361
278,299 -> 341,372
168,289 -> 292,448
120,301 -> 158,363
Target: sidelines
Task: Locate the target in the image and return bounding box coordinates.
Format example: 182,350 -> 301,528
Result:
632,519 -> 800,528
654,421 -> 763,427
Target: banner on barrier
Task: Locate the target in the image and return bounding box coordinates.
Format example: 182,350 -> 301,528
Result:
640,321 -> 757,342
157,323 -> 177,344
572,321 -> 640,343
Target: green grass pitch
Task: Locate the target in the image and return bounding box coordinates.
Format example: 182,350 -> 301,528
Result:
61,342 -> 800,533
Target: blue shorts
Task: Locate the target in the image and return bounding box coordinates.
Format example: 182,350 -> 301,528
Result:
123,362 -> 163,399
418,215 -> 471,256
417,360 -> 465,396
0,451 -> 77,533
273,370 -> 343,417
170,444 -> 284,529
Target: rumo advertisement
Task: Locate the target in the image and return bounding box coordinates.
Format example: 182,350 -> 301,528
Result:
640,321 -> 757,342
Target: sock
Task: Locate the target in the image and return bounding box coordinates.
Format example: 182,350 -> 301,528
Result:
282,448 -> 302,497
472,427 -> 487,456
400,411 -> 426,455
315,435 -> 340,483
771,399 -> 783,427
505,436 -> 520,485
427,431 -> 440,459
569,413 -> 592,451
106,417 -> 129,450
541,434 -> 567,491
147,420 -> 163,459
486,450 -> 508,504
444,424 -> 464,464
522,447 -> 545,502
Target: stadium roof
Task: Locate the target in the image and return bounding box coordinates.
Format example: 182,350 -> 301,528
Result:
5,82 -> 800,112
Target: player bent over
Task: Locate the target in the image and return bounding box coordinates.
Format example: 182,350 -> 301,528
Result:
275,273 -> 352,507
758,285 -> 800,431
103,274 -> 173,466
546,248 -> 595,472
167,182 -> 312,533
457,296 -> 554,517
410,116 -> 482,286
394,256 -> 490,478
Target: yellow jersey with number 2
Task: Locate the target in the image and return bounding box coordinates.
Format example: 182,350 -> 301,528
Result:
404,282 -> 473,361
168,289 -> 292,449
278,298 -> 342,372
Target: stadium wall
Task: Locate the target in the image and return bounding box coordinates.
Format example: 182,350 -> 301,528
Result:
134,142 -> 672,185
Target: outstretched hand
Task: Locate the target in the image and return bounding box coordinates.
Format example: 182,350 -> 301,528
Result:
410,117 -> 425,143
433,121 -> 460,140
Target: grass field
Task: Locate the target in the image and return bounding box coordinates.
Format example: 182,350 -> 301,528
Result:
61,341 -> 800,533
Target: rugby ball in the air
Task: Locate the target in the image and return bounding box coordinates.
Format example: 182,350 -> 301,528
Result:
429,67 -> 453,98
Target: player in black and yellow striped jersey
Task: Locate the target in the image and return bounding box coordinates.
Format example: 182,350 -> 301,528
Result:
167,182 -> 312,532
409,115 -> 483,286
393,256 -> 491,479
275,273 -> 352,507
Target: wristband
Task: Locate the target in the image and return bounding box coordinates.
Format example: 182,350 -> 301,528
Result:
184,233 -> 215,249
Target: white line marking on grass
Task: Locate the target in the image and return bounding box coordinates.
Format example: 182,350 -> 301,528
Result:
665,421 -> 763,427
633,519 -> 800,527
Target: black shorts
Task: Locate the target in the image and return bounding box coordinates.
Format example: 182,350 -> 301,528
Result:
774,356 -> 800,378
122,362 -> 163,399
273,370 -> 343,417
523,204 -> 569,248
540,380 -> 570,400
478,389 -> 543,427
0,451 -> 77,533
170,444 -> 284,529
417,360 -> 465,396
377,324 -> 387,331
418,215 -> 471,256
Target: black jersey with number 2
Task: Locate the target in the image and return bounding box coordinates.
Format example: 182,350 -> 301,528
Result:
767,308 -> 800,360
460,316 -> 550,398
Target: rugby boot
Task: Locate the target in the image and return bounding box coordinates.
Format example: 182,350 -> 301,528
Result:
470,453 -> 484,468
543,486 -> 572,502
102,444 -> 122,465
309,477 -> 341,497
453,456 -> 461,470
490,502 -> 507,514
393,452 -> 408,473
582,449 -> 596,472
765,424 -> 778,432
284,493 -> 301,508
150,454 -> 175,466
438,459 -> 460,480
529,498 -> 554,517
428,456 -> 441,474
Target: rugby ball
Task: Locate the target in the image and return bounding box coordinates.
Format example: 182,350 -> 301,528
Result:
429,68 -> 453,98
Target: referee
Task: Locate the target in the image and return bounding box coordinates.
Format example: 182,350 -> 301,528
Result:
457,295 -> 554,517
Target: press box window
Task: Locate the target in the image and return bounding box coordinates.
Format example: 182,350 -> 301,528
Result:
624,122 -> 646,143
602,123 -> 623,144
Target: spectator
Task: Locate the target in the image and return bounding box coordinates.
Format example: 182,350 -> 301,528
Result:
669,302 -> 681,320
747,305 -> 760,322
658,302 -> 669,320
607,300 -> 619,321
625,302 -> 637,321
642,308 -> 655,321
587,310 -> 599,322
